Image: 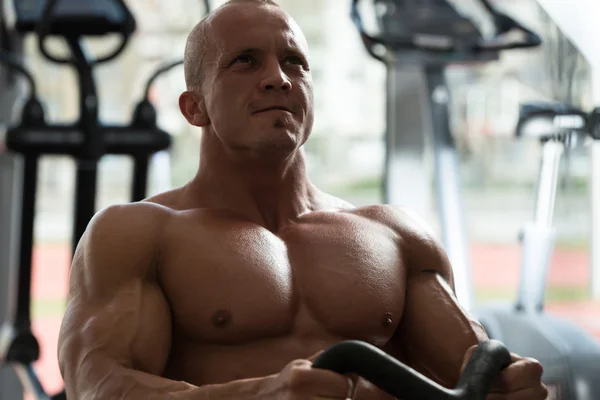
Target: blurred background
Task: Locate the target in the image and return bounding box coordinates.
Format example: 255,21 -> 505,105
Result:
1,0 -> 599,396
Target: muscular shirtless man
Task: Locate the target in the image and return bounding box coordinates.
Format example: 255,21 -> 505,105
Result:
57,0 -> 548,399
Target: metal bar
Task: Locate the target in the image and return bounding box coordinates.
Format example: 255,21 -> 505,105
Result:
515,139 -> 564,312
72,159 -> 98,253
132,156 -> 149,202
533,140 -> 564,228
16,155 -> 38,327
66,36 -> 100,254
384,62 -> 473,309
384,63 -> 433,226
426,65 -> 473,310
0,152 -> 23,325
0,152 -> 24,399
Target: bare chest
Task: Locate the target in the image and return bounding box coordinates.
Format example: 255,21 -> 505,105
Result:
160,212 -> 406,347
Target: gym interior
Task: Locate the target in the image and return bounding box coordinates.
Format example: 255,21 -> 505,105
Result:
1,0 -> 599,399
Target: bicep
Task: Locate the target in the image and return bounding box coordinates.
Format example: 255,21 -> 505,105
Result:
60,279 -> 172,376
396,268 -> 487,388
58,206 -> 172,392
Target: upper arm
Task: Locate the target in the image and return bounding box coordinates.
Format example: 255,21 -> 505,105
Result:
58,204 -> 173,395
381,207 -> 488,387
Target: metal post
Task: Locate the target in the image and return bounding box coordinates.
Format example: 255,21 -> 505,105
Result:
384,62 -> 473,309
0,152 -> 24,400
67,36 -> 101,255
384,63 -> 434,227
516,139 -> 564,312
425,65 -> 473,310
591,141 -> 600,300
132,156 -> 149,202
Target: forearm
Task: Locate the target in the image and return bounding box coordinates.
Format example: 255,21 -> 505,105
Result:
68,358 -> 273,400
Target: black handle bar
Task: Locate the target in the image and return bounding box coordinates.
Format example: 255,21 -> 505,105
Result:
313,340 -> 511,400
589,108 -> 600,141
351,0 -> 542,58
35,0 -> 135,66
6,124 -> 171,157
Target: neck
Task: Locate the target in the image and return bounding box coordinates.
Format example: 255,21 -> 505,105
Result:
188,131 -> 318,231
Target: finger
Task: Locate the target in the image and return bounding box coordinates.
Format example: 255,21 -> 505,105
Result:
490,358 -> 544,392
346,376 -> 356,399
486,385 -> 549,400
319,376 -> 354,399
295,368 -> 353,398
308,350 -> 325,362
459,344 -> 478,373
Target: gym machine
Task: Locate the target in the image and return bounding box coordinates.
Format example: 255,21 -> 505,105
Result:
0,0 -> 189,397
475,102 -> 600,400
352,0 -> 541,309
350,0 -> 600,398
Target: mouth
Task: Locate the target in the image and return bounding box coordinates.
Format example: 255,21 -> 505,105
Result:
254,106 -> 293,114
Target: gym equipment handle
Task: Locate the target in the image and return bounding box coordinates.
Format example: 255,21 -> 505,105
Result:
589,108 -> 600,141
351,0 -> 542,55
312,340 -> 511,400
6,125 -> 171,157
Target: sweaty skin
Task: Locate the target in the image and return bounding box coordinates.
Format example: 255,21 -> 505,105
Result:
57,1 -> 547,399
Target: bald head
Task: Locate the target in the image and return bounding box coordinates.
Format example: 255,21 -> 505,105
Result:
183,0 -> 281,91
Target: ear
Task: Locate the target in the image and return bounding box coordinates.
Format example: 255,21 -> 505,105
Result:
179,90 -> 210,127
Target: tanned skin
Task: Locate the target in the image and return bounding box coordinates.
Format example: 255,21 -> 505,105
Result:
57,1 -> 548,399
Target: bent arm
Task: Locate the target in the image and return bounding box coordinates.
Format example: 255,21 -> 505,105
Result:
58,204 -> 273,400
397,268 -> 488,388
383,208 -> 488,388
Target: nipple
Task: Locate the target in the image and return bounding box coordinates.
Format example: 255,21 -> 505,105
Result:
382,312 -> 393,327
211,309 -> 233,328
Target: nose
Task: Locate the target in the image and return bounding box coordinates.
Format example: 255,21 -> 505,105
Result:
259,58 -> 292,92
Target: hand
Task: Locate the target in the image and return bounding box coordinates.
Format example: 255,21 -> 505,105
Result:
350,378 -> 396,400
308,352 -> 392,400
259,354 -> 355,400
461,345 -> 548,400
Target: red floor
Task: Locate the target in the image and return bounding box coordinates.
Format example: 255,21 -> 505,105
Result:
30,242 -> 594,300
23,242 -> 600,395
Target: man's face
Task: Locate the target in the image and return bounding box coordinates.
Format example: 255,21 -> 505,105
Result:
198,3 -> 314,158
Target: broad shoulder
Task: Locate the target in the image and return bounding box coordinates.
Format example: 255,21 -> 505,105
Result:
86,201 -> 172,240
67,201 -> 175,303
76,201 -> 173,269
350,204 -> 436,239
85,184 -> 192,238
350,205 -> 454,284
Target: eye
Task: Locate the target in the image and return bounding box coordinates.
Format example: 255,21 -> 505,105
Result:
233,54 -> 256,65
284,55 -> 304,66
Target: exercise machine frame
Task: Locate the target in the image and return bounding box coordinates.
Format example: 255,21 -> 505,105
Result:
0,0 -> 190,398
351,1 -> 600,399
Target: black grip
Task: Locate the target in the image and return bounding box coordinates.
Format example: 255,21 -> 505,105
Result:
589,107 -> 600,140
312,340 -> 511,400
455,340 -> 512,399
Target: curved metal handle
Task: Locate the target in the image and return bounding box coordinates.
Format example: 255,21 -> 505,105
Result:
350,0 -> 542,61
313,340 -> 511,400
35,0 -> 135,66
